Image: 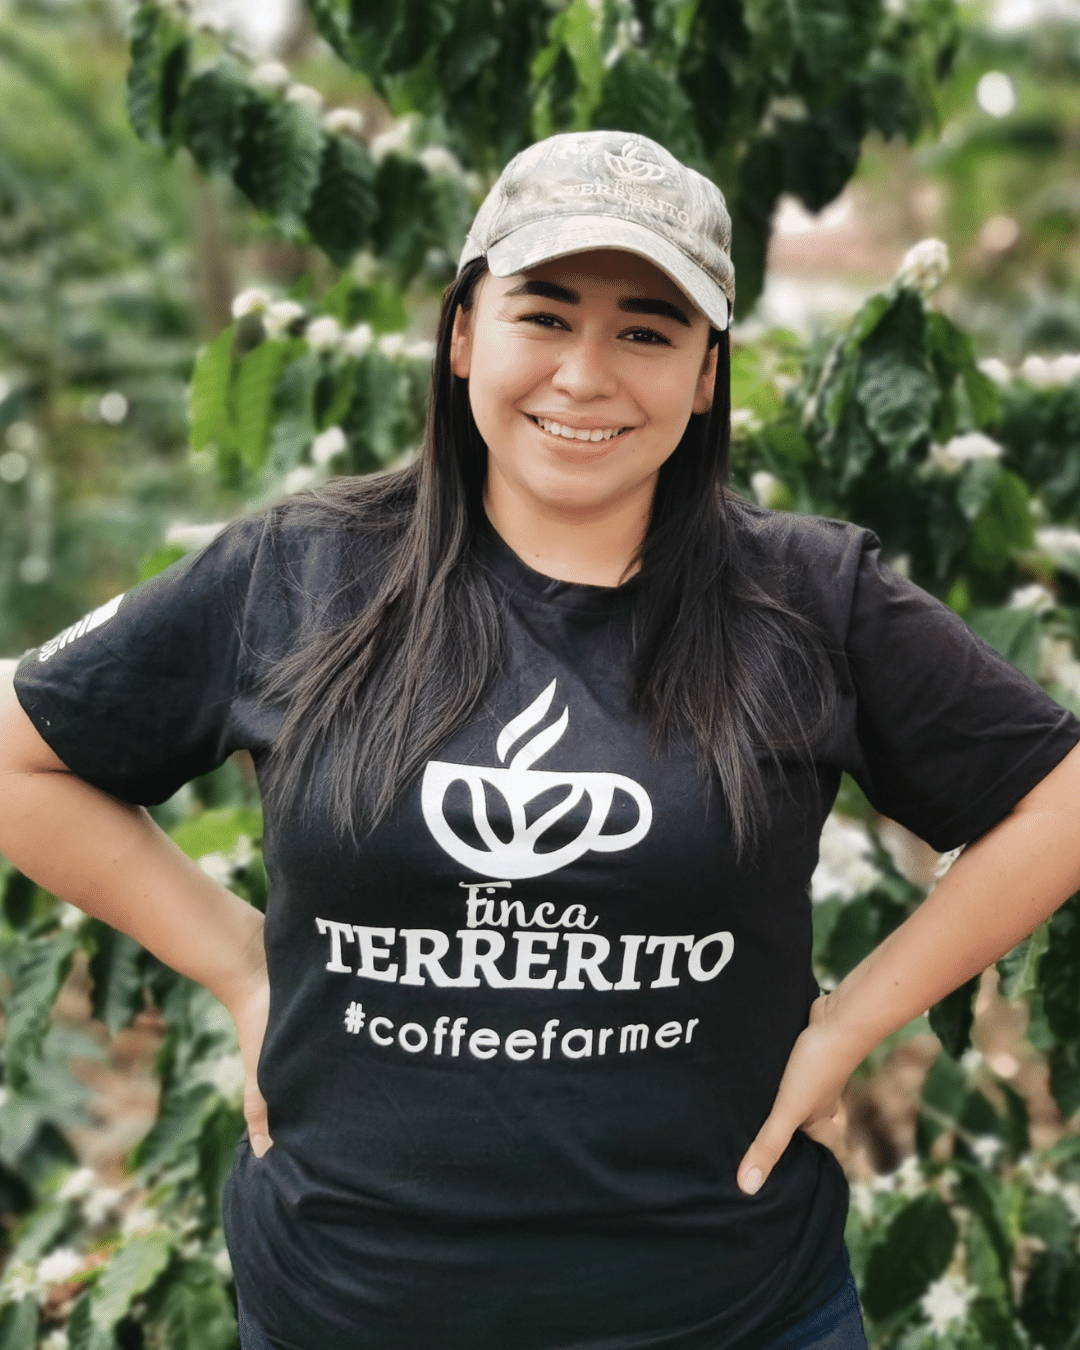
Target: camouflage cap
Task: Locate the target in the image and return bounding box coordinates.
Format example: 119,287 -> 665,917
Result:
457,130 -> 734,331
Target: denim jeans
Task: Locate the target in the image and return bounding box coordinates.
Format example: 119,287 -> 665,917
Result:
758,1269 -> 869,1350
236,1271 -> 870,1350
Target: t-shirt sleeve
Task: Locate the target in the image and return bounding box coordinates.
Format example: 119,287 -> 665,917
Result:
842,526 -> 1080,853
12,513 -> 267,806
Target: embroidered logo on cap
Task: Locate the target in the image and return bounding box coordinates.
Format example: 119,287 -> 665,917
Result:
421,677 -> 652,879
604,139 -> 666,182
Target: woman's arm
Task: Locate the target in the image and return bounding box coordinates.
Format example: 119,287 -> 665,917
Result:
0,676 -> 265,1010
736,738 -> 1080,1196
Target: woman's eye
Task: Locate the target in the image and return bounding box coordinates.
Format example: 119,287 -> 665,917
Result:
521,314 -> 670,346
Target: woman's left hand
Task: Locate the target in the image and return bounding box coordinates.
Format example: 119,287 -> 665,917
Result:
736,994 -> 857,1196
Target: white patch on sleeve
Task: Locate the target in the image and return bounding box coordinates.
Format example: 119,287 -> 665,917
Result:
38,592 -> 126,662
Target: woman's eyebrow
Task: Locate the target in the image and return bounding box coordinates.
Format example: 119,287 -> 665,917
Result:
503,279 -> 692,328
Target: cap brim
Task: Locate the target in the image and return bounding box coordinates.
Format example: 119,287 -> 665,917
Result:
484,215 -> 730,331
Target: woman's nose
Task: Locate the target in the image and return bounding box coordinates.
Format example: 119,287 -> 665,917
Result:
549,336 -> 620,400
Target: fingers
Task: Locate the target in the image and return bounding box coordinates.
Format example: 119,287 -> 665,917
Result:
251,1130 -> 274,1158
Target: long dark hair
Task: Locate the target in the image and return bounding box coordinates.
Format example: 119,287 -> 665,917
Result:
244,255 -> 839,867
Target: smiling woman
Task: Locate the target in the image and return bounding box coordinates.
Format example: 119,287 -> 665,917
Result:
449,249 -> 721,586
10,127 -> 1080,1350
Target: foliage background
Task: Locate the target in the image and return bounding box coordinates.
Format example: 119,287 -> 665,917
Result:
1,0 -> 1079,1345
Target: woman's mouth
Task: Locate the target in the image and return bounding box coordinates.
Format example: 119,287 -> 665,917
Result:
524,413 -> 634,455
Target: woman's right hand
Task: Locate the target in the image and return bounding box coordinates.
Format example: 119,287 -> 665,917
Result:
222,935 -> 274,1158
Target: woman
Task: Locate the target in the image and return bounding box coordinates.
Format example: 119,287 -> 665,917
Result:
5,129 -> 1080,1350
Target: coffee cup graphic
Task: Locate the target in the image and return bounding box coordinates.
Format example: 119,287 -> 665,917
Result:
421,678 -> 652,878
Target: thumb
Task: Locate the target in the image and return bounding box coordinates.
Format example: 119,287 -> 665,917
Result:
737,1117 -> 791,1196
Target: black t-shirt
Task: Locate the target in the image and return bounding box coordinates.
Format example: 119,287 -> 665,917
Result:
14,497 -> 1080,1350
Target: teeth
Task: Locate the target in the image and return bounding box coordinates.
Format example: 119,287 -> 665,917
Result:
532,416 -> 626,442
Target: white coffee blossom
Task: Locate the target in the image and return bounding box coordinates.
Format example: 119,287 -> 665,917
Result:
234,833 -> 255,868
231,287 -> 271,320
250,61 -> 290,92
960,1046 -> 983,1074
121,1206 -> 163,1237
750,470 -> 784,508
83,1186 -> 124,1227
731,407 -> 763,435
41,1331 -> 69,1350
369,115 -> 420,163
37,1248 -> 83,1285
57,1167 -> 96,1203
263,300 -> 306,339
418,145 -> 463,178
1009,582 -> 1056,614
811,813 -> 882,904
285,465 -> 320,495
377,333 -> 406,359
850,1180 -> 878,1223
928,431 -> 1004,474
1035,525 -> 1080,564
57,900 -> 84,929
165,521 -> 225,551
1038,635 -> 1080,699
311,426 -> 348,466
920,1272 -> 974,1333
1021,352 -> 1080,388
970,1135 -> 1004,1167
323,108 -> 366,137
206,1051 -> 246,1105
1032,1167 -> 1064,1196
213,1247 -> 234,1278
285,83 -> 324,113
305,316 -> 344,352
888,1155 -> 925,1197
977,356 -> 1012,385
343,323 -> 374,358
896,238 -> 950,296
198,852 -> 234,886
405,338 -> 436,362
1061,1182 -> 1080,1224
0,1260 -> 42,1304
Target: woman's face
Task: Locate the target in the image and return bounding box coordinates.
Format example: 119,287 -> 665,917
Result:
450,248 -> 717,520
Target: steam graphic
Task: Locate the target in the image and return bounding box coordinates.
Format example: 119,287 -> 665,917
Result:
421,679 -> 652,879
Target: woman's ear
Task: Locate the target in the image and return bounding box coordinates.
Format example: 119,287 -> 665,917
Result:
450,304 -> 472,380
692,337 -> 719,416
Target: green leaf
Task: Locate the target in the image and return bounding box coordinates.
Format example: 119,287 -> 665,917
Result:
90,1231 -> 175,1333
126,1 -> 191,150
304,134 -> 378,267
263,348 -> 322,483
4,929 -> 81,1092
234,96 -> 324,232
0,1297 -> 39,1350
862,1191 -> 958,1322
1019,1248 -> 1080,1349
965,604 -> 1042,678
967,470 -> 1034,573
168,806 -> 263,861
927,971 -> 978,1059
86,922 -> 146,1036
234,340 -> 296,475
131,1081 -> 221,1173
151,1256 -> 238,1350
188,324 -> 235,452
176,60 -> 251,179
594,50 -> 704,164
999,923 -> 1053,999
